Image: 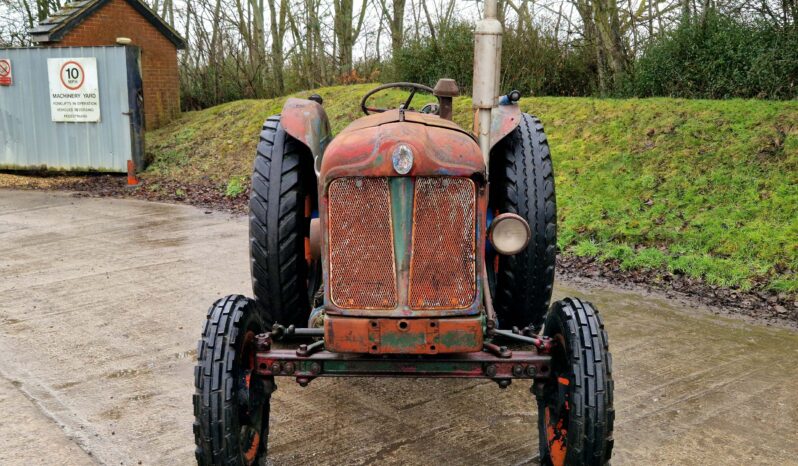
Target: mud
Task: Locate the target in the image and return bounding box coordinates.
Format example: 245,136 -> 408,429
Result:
1,190 -> 797,465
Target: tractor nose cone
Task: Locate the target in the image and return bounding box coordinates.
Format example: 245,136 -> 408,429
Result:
392,144 -> 414,175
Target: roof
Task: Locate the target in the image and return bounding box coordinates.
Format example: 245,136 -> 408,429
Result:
29,0 -> 186,49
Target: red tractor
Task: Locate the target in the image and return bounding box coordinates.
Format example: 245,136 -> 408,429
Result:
193,2 -> 614,465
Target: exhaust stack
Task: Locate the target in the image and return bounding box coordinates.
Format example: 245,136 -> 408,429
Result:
472,0 -> 502,166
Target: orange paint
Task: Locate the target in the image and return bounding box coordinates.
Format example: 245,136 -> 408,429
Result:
243,431 -> 260,464
545,406 -> 568,466
319,110 -> 484,186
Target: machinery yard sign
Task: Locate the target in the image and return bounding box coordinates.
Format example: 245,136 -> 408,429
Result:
47,57 -> 100,122
0,59 -> 11,86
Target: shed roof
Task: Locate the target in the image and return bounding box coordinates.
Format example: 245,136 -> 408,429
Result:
30,0 -> 186,49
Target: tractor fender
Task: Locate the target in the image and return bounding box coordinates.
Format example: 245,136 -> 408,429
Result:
477,102 -> 522,152
281,98 -> 333,174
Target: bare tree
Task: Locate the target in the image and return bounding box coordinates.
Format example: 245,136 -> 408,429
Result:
377,0 -> 406,53
333,0 -> 368,73
267,0 -> 288,94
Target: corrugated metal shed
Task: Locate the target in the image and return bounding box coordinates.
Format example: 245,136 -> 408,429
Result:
0,46 -> 143,172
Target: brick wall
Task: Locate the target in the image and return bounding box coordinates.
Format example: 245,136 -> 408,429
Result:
56,0 -> 180,130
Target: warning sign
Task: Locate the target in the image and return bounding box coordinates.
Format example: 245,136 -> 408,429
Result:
47,57 -> 100,122
0,59 -> 11,86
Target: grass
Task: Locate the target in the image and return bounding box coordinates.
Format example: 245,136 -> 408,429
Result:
145,84 -> 798,294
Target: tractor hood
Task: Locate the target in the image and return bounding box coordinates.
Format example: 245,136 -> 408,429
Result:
340,109 -> 476,139
319,110 -> 484,185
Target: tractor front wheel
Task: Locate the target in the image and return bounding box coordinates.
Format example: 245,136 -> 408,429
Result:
194,295 -> 275,466
535,298 -> 614,466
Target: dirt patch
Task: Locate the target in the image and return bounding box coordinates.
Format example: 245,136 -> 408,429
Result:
558,255 -> 798,328
0,171 -> 248,214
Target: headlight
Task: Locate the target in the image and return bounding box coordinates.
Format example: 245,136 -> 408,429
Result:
489,213 -> 531,255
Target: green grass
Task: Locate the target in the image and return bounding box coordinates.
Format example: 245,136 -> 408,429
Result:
146,84 -> 798,294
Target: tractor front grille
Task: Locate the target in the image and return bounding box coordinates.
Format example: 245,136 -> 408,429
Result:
328,177 -> 397,309
408,177 -> 476,309
327,176 -> 476,311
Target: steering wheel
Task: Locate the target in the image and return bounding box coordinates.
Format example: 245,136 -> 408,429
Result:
360,82 -> 437,115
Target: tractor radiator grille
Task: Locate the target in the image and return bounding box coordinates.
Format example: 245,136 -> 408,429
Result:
409,177 -> 476,309
328,177 -> 397,309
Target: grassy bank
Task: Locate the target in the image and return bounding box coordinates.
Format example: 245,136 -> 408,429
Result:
146,84 -> 797,294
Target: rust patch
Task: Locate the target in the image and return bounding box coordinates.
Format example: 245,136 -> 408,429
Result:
327,177 -> 397,309
280,97 -> 332,171
320,120 -> 485,186
409,177 -> 476,309
472,104 -> 522,151
324,315 -> 482,354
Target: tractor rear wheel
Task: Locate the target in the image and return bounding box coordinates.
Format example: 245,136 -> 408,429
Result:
194,295 -> 275,466
535,298 -> 614,466
250,115 -> 321,327
489,113 -> 557,331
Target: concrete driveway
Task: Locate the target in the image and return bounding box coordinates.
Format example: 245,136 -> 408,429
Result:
1,190 -> 796,465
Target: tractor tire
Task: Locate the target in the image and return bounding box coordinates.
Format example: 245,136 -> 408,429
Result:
250,115 -> 320,327
489,113 -> 557,331
535,298 -> 614,466
194,295 -> 275,466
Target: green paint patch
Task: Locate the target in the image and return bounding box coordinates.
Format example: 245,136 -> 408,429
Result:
380,331 -> 426,349
323,360 -> 475,374
439,330 -> 479,348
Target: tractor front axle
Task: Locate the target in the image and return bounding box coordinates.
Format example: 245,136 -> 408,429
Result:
254,336 -> 552,388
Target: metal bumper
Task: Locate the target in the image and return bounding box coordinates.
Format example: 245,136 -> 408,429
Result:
323,315 -> 484,355
253,326 -> 553,388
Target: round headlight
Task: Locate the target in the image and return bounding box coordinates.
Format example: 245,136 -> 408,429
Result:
489,213 -> 531,255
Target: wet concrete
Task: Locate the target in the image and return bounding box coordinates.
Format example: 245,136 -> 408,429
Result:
0,190 -> 796,465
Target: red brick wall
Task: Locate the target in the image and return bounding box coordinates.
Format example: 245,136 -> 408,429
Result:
56,0 -> 180,129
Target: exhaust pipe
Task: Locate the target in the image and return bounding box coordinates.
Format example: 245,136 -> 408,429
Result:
473,0 -> 502,168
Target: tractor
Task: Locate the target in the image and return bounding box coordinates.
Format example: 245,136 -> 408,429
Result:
193,1 -> 614,464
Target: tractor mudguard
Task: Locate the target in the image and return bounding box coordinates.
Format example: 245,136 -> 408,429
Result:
280,98 -> 333,174
475,102 -> 523,152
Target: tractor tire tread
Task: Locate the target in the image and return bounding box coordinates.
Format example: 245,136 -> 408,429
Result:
249,115 -> 314,326
193,295 -> 256,466
543,297 -> 614,465
492,113 -> 557,329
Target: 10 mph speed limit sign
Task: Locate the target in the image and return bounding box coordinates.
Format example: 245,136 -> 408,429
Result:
47,57 -> 101,122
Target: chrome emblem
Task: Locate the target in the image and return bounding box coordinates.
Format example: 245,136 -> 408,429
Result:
392,144 -> 414,175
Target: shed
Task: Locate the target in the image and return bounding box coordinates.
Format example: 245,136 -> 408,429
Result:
30,0 -> 185,130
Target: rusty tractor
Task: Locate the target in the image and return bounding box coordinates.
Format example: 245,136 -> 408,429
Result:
193,2 -> 614,465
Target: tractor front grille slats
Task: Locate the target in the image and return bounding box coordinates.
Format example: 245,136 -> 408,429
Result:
328,177 -> 397,309
327,176 -> 476,311
408,177 -> 476,309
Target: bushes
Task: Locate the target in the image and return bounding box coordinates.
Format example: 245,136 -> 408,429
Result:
390,13 -> 797,101
391,22 -> 475,91
632,14 -> 798,99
